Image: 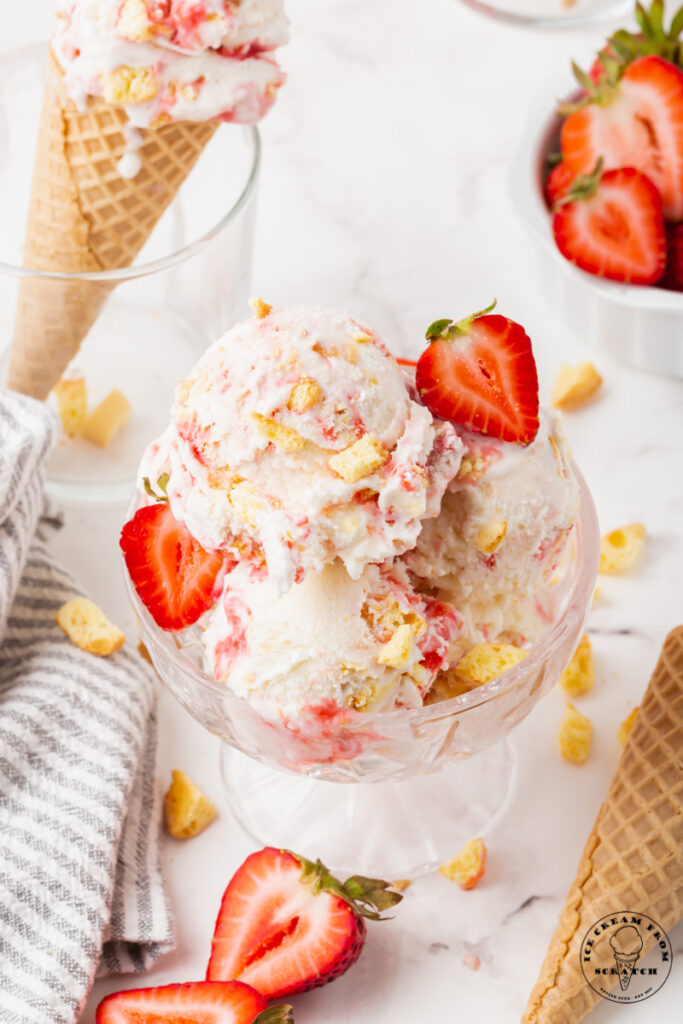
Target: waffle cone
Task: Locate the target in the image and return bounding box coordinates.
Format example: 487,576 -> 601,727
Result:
522,625 -> 683,1023
7,48 -> 217,399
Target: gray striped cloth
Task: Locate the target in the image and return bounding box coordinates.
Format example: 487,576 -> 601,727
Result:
0,390 -> 175,1024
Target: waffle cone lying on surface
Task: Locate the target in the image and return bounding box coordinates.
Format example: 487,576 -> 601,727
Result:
8,49 -> 217,400
523,625 -> 683,1023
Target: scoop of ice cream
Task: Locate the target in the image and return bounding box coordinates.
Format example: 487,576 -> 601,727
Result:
53,0 -> 288,127
141,305 -> 463,593
610,926 -> 643,957
202,558 -> 463,720
404,407 -> 579,645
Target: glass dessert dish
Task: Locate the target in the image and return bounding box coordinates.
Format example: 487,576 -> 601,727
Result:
456,0 -> 630,29
127,469 -> 599,877
0,44 -> 260,504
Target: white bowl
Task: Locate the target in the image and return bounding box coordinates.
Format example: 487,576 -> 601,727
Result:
510,71 -> 683,379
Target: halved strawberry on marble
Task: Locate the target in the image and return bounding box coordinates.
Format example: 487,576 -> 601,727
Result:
551,162 -> 666,285
96,980 -> 292,1024
120,498 -> 227,631
207,847 -> 403,999
415,302 -> 540,445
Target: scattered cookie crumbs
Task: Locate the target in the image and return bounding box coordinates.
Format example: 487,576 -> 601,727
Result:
249,296 -> 272,319
329,434 -> 388,483
558,702 -> 592,763
54,377 -> 87,437
164,770 -> 217,839
618,707 -> 639,747
82,390 -> 132,447
138,640 -> 152,664
439,838 -> 487,890
288,378 -> 322,412
390,879 -> 412,893
551,362 -> 602,410
455,643 -> 527,686
559,635 -> 595,697
599,523 -> 646,574
56,598 -> 125,656
463,953 -> 481,971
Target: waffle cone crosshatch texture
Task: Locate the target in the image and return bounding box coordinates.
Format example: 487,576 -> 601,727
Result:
8,50 -> 217,400
523,625 -> 683,1022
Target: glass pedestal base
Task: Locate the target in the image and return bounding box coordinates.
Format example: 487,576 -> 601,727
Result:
221,738 -> 518,878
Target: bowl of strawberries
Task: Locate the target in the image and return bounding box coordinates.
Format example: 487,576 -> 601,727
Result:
511,0 -> 683,378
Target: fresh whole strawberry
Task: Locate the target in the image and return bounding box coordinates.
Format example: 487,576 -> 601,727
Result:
661,222 -> 683,290
96,980 -> 292,1024
415,302 -> 540,445
545,161 -> 575,208
120,496 -> 225,631
207,848 -> 402,999
552,162 -> 666,284
560,54 -> 683,221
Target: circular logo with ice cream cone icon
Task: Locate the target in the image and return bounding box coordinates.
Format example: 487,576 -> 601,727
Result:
580,912 -> 673,1004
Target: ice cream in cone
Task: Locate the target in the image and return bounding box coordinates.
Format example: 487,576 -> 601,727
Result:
7,0 -> 288,400
609,925 -> 643,991
523,624 -> 683,1023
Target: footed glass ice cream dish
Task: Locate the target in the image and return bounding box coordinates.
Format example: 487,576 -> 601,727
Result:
123,304 -> 600,876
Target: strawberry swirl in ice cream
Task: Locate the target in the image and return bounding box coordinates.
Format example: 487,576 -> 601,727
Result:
141,305 -> 464,594
53,0 -> 288,132
202,560 -> 463,719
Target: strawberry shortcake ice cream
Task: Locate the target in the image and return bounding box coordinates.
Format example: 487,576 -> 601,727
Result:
122,302 -> 581,723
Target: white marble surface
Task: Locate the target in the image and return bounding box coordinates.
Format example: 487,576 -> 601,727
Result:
2,1 -> 683,1022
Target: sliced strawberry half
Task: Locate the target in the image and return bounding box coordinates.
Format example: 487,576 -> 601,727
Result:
661,222 -> 683,290
96,980 -> 291,1024
552,163 -> 666,284
415,303 -> 539,444
120,502 -> 225,631
561,55 -> 683,221
545,161 -> 576,208
207,847 -> 402,999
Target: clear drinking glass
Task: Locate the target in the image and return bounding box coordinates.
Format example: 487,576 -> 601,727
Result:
456,0 -> 630,28
126,469 -> 600,877
0,44 -> 260,504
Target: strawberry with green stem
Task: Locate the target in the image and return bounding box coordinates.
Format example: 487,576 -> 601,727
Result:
96,980 -> 292,1024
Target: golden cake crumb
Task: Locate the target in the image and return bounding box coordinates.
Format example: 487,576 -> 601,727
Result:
54,377 -> 87,437
329,434 -> 388,483
56,598 -> 124,656
476,520 -> 507,555
599,523 -> 646,574
229,481 -> 265,529
551,362 -> 603,410
559,634 -> 595,697
390,879 -> 412,893
164,770 -> 217,839
618,707 -> 639,747
377,624 -> 414,669
457,455 -> 486,481
558,702 -> 592,763
439,838 -> 487,890
251,413 -> 303,452
103,65 -> 159,105
82,390 -> 132,448
456,643 -> 527,686
288,378 -> 322,412
116,0 -> 152,41
249,297 -> 273,319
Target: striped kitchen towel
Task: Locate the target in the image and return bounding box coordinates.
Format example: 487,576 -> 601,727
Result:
0,390 -> 175,1024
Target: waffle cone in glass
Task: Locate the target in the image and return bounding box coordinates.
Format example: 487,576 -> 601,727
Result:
8,48 -> 217,400
523,625 -> 683,1023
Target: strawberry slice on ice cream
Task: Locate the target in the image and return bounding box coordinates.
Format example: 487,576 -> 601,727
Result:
96,980 -> 291,1024
415,302 -> 540,444
207,847 -> 403,999
120,500 -> 226,631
